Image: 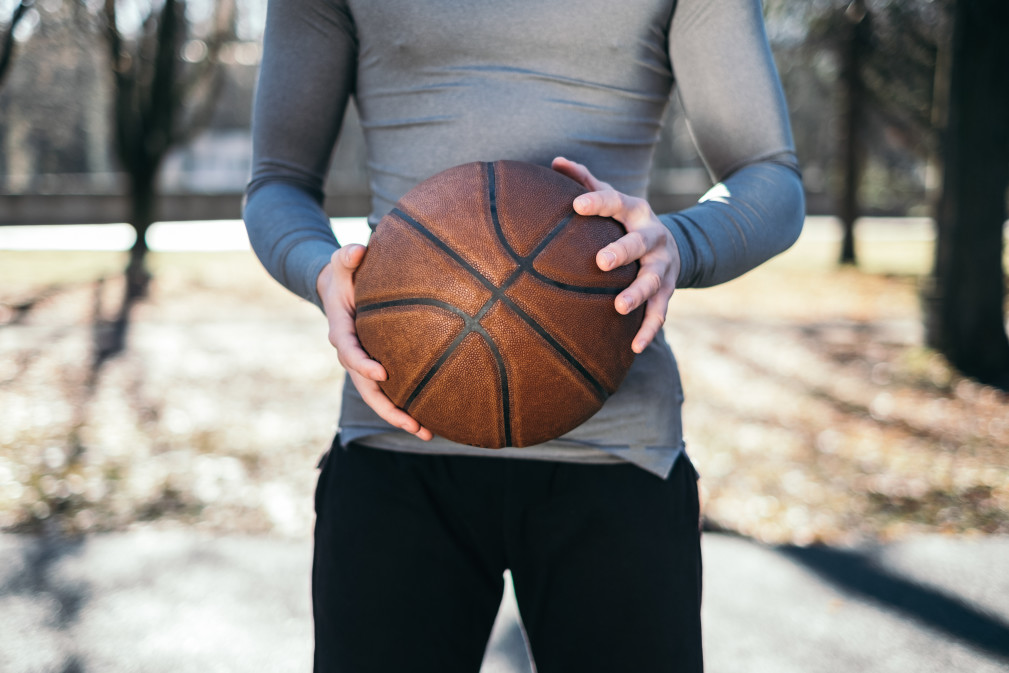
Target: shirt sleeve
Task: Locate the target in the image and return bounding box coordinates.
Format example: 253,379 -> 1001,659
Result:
661,0 -> 806,288
242,0 -> 358,310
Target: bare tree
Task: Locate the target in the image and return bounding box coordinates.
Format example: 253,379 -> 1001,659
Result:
0,0 -> 33,88
925,0 -> 1009,389
836,0 -> 869,265
101,0 -> 235,302
788,0 -> 946,261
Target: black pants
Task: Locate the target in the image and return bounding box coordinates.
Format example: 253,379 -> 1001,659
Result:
312,440 -> 703,673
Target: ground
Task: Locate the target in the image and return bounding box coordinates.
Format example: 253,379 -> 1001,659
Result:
0,220 -> 1006,544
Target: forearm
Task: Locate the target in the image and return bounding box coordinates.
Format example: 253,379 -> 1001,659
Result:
662,0 -> 804,288
660,160 -> 804,289
242,0 -> 356,310
243,181 -> 339,310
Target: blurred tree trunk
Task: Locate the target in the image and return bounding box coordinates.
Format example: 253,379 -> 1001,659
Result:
126,169 -> 157,300
0,0 -> 32,89
925,0 -> 1009,389
104,0 -> 181,298
102,0 -> 234,300
837,0 -> 870,266
96,0 -> 234,362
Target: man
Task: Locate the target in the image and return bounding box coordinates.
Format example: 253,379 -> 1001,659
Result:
244,0 -> 804,670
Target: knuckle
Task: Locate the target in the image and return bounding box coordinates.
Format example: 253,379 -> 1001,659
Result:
600,189 -> 621,211
641,270 -> 662,294
360,383 -> 385,404
627,231 -> 648,256
628,198 -> 652,221
613,243 -> 635,265
623,288 -> 643,305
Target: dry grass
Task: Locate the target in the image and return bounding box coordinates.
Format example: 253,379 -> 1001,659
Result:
1,225 -> 1006,544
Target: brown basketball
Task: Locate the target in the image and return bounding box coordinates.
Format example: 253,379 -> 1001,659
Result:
354,160 -> 643,448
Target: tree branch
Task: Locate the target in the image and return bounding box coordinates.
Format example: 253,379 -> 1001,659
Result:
0,0 -> 33,89
174,0 -> 235,145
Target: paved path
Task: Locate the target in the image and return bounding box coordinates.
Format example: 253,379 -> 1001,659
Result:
2,531 -> 1007,672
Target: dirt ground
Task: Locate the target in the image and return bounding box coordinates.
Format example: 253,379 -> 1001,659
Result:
1,230 -> 1007,545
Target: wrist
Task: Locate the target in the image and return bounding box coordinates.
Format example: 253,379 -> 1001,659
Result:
316,261 -> 335,301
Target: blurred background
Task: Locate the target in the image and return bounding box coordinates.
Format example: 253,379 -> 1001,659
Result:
1,0 -> 1008,671
1,0 -> 1006,544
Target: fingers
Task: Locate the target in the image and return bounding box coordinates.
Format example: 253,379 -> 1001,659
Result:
605,224 -> 678,353
573,189 -> 651,222
574,189 -> 662,274
329,316 -> 387,381
348,370 -> 433,441
598,227 -> 663,272
553,163 -> 681,353
551,156 -> 611,193
319,247 -> 387,382
320,247 -> 432,441
631,286 -> 675,354
554,158 -> 683,356
335,242 -> 366,270
615,262 -> 663,313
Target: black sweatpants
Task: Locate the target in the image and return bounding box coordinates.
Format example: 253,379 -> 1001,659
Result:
312,440 -> 703,673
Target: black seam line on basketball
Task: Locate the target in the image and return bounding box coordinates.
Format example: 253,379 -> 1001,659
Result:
356,297 -> 470,315
488,204 -> 611,401
523,269 -> 625,295
401,321 -> 512,447
388,204 -> 605,405
368,212 -> 518,323
488,161 -> 575,267
507,210 -> 626,295
387,208 -> 526,321
390,208 -> 500,295
498,295 -> 609,401
390,205 -> 616,298
402,324 -> 471,412
486,162 -> 520,262
481,332 -> 513,448
527,211 -> 575,260
485,177 -> 615,396
356,298 -> 476,410
363,297 -> 510,443
485,165 -> 618,294
481,266 -> 618,396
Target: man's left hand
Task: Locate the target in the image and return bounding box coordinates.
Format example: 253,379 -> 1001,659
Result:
552,156 -> 681,354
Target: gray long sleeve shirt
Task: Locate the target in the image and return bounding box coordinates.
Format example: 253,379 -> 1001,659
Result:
243,0 -> 806,477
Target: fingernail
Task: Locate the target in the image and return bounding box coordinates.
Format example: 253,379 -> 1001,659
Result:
574,195 -> 591,210
600,250 -> 616,269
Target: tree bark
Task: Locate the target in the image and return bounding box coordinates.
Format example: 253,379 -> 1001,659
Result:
125,172 -> 155,301
925,0 -> 1009,389
837,0 -> 869,266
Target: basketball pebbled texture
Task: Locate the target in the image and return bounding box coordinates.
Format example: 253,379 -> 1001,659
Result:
354,160 -> 643,448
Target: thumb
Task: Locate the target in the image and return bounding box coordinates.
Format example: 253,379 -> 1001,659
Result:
336,243 -> 366,271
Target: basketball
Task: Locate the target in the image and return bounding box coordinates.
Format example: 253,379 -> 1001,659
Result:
353,160 -> 643,448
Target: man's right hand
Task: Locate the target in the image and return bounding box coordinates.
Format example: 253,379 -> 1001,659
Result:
317,245 -> 434,441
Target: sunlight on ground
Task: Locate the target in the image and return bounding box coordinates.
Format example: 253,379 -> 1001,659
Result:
1,216 -> 1007,543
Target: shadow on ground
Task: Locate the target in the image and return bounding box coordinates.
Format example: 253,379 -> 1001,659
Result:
779,543 -> 1009,660
3,531 -> 1009,673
